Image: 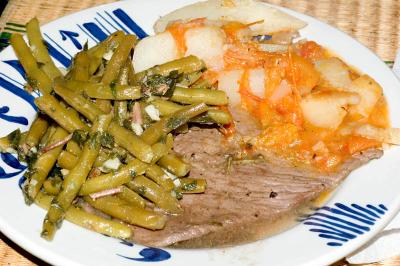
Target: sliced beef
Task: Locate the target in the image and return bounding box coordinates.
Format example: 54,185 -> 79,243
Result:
131,128 -> 382,247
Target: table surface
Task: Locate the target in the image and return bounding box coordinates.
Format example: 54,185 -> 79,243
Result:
0,0 -> 399,265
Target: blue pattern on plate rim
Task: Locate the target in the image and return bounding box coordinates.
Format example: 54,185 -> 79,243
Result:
0,4 -> 389,262
300,203 -> 388,246
0,7 -> 170,262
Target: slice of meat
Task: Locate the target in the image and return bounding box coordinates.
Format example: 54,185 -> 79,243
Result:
131,128 -> 382,247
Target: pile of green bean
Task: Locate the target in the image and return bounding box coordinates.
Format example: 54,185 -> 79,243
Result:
0,18 -> 232,241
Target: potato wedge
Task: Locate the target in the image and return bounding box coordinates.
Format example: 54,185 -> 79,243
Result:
154,0 -> 307,35
314,57 -> 352,89
346,75 -> 383,117
133,31 -> 179,72
340,123 -> 400,145
300,91 -> 360,129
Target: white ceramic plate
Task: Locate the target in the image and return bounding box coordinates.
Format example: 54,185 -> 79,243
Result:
1,1 -> 400,265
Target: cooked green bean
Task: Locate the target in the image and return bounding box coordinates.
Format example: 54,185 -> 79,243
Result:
158,153 -> 190,177
58,78 -> 141,100
25,127 -> 69,203
151,99 -> 231,124
180,178 -> 207,193
95,99 -> 113,113
145,164 -> 175,191
117,186 -> 147,208
35,192 -> 132,239
10,34 -> 52,94
39,126 -> 56,148
24,116 -> 49,149
85,195 -> 166,230
102,35 -> 137,85
35,94 -> 89,133
115,101 -> 128,126
107,122 -> 154,163
151,142 -> 170,163
53,83 -> 154,163
53,81 -> 102,121
42,114 -> 112,240
43,177 -> 62,195
57,150 -> 78,170
26,18 -> 61,79
191,108 -> 232,125
66,140 -> 81,156
68,51 -> 90,81
141,103 -> 208,145
87,31 -> 125,75
114,62 -> 130,124
171,87 -> 228,105
151,99 -> 183,116
79,159 -> 147,195
178,71 -> 203,87
135,55 -> 206,82
127,175 -> 181,214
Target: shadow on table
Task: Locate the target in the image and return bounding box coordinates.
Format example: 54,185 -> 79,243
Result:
0,232 -> 50,265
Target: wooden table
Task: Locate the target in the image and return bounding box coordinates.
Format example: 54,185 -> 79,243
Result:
0,0 -> 399,265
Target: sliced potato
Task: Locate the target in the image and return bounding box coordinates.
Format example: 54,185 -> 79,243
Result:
341,123 -> 400,145
217,69 -> 243,105
300,91 -> 360,129
154,0 -> 307,35
314,57 -> 352,89
346,75 -> 383,117
185,26 -> 225,70
133,31 -> 178,72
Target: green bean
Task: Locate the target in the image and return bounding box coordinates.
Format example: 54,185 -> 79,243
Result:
10,34 -> 52,94
149,99 -> 232,124
102,35 -> 137,85
24,116 -> 49,149
85,195 -> 166,230
117,59 -> 130,85
145,164 -> 175,191
86,84 -> 141,100
158,153 -> 190,177
53,83 -> 154,163
26,18 -> 61,79
66,140 -> 81,156
191,109 -> 232,125
53,82 -> 102,122
39,126 -> 56,148
178,71 -> 203,87
57,150 -> 78,170
43,177 -> 62,195
117,186 -> 147,208
95,99 -> 113,113
107,123 -> 154,163
79,159 -> 147,195
180,178 -> 207,193
135,55 -> 206,82
25,127 -> 69,203
68,51 -> 90,81
87,31 -> 125,75
171,87 -> 228,105
114,101 -> 128,126
35,192 -> 132,239
151,99 -> 183,116
58,78 -> 141,100
42,114 -> 112,240
141,103 -> 208,145
151,142 -> 170,163
127,175 -> 181,214
35,95 -> 89,133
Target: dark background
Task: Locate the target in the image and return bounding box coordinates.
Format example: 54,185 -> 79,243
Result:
0,0 -> 8,17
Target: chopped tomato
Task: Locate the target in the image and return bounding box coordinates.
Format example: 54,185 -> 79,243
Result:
346,136 -> 381,154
